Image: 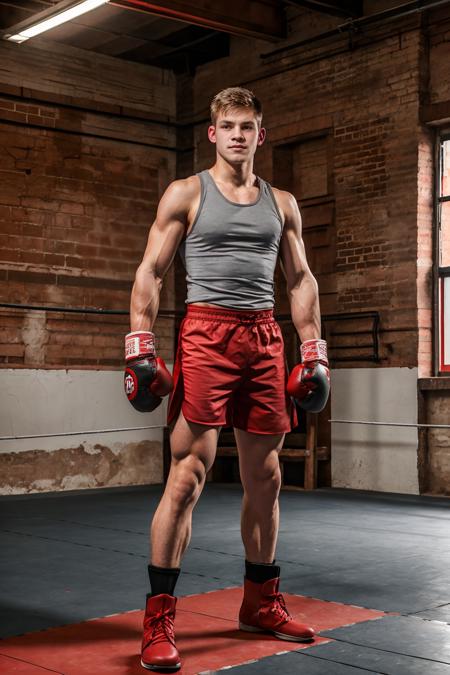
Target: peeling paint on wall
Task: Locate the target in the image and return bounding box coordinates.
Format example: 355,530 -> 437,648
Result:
0,441 -> 163,495
0,369 -> 168,495
22,312 -> 49,367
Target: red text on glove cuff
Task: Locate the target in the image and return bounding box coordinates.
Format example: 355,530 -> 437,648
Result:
125,331 -> 156,361
301,339 -> 328,366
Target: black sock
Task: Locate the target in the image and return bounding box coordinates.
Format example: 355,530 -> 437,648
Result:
148,564 -> 180,597
245,559 -> 280,584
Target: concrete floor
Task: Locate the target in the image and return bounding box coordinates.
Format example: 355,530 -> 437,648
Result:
1,484 -> 450,673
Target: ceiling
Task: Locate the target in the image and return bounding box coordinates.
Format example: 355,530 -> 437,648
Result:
0,1 -> 364,74
0,0 -> 231,73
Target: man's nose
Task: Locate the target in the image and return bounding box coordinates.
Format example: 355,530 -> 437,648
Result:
231,127 -> 245,140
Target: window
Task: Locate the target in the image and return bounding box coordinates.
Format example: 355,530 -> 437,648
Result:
438,136 -> 450,372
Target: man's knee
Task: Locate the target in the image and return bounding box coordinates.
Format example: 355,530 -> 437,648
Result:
242,460 -> 282,496
261,465 -> 282,494
168,455 -> 207,512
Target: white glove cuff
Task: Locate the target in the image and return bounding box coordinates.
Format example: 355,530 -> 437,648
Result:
125,331 -> 156,361
301,339 -> 328,366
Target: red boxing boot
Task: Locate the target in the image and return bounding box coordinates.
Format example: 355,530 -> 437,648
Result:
239,577 -> 315,642
141,594 -> 181,671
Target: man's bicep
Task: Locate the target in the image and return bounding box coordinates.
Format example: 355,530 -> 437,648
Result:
279,195 -> 311,286
138,182 -> 188,279
141,218 -> 185,278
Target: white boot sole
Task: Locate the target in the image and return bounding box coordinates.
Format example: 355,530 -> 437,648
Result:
140,658 -> 181,671
239,621 -> 315,642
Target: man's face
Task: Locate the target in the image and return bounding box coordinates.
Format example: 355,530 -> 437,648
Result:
208,107 -> 266,164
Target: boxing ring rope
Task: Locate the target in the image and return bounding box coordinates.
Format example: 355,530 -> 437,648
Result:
0,302 -> 179,443
0,302 -> 381,363
3,302 -> 445,438
330,420 -> 450,429
0,302 -> 170,317
0,426 -> 165,442
2,420 -> 450,443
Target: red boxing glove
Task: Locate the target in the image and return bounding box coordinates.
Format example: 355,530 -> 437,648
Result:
287,339 -> 330,413
124,331 -> 173,413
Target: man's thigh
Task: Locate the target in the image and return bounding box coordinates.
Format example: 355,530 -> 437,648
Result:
170,410 -> 221,474
234,428 -> 284,488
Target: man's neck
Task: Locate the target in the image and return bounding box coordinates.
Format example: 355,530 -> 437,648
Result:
210,158 -> 256,187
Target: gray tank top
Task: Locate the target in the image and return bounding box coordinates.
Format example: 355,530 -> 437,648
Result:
179,170 -> 284,310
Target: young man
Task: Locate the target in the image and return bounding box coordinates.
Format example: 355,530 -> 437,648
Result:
124,87 -> 330,672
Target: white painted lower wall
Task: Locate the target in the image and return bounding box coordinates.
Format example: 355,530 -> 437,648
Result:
331,367 -> 419,494
0,369 -> 170,494
1,366 -> 421,496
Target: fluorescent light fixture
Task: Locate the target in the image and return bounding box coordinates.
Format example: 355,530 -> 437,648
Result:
6,0 -> 109,43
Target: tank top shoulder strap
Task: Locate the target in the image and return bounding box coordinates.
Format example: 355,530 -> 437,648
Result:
188,171 -> 209,235
197,169 -> 210,195
259,177 -> 283,226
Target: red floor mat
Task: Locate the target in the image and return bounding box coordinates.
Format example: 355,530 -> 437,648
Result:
0,588 -> 386,674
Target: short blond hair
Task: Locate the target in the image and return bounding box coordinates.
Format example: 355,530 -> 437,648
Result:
210,87 -> 262,126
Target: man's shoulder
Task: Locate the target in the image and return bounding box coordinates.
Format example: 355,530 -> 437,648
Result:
160,175 -> 201,214
269,186 -> 297,218
270,186 -> 295,203
166,175 -> 201,199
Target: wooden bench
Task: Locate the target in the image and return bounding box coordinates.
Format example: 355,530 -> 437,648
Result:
212,413 -> 329,489
163,413 -> 329,490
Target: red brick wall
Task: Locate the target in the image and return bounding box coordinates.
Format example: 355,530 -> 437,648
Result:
428,6 -> 450,105
3,4 -> 450,375
0,41 -> 176,368
192,12 -> 427,369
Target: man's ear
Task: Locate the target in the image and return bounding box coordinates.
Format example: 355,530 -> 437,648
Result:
257,127 -> 266,146
208,125 -> 217,144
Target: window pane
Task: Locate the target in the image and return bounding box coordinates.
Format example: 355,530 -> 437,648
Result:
440,200 -> 450,267
442,139 -> 450,197
441,277 -> 450,368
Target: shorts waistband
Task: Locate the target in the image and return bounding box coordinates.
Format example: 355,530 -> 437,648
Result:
186,304 -> 275,324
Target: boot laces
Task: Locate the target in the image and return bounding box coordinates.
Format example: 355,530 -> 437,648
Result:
267,592 -> 291,624
144,608 -> 175,647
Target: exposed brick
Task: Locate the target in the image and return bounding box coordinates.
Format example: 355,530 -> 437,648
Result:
7,270 -> 57,285
0,343 -> 24,357
0,99 -> 15,111
15,103 -> 39,115
38,107 -> 57,118
44,253 -> 66,266
2,249 -> 22,263
0,8 -> 446,384
0,109 -> 27,124
27,114 -> 55,127
59,202 -> 84,215
20,251 -> 45,265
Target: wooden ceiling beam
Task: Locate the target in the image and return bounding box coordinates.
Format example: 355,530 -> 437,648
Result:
110,0 -> 285,41
286,0 -> 362,19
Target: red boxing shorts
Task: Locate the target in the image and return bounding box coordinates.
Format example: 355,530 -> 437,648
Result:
167,304 -> 297,434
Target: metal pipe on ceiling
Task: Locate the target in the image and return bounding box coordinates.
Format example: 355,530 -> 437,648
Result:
262,0 -> 450,59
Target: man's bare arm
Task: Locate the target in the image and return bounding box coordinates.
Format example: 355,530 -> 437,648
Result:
278,191 -> 321,342
130,178 -> 197,331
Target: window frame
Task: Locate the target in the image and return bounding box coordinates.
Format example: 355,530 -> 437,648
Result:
435,131 -> 450,374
